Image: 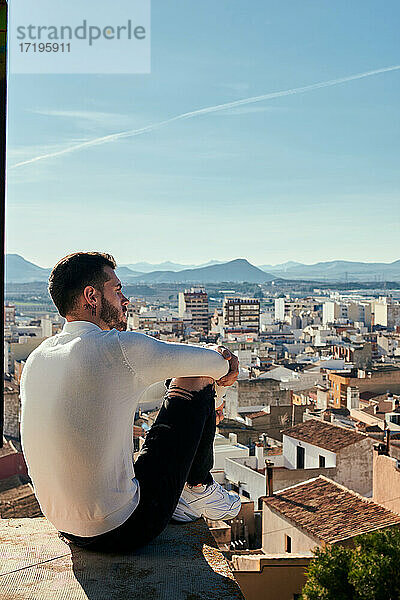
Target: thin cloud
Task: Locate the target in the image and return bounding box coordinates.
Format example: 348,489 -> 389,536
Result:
30,109 -> 134,129
10,64 -> 400,170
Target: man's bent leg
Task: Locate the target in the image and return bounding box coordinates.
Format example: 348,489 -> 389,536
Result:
60,378 -> 216,553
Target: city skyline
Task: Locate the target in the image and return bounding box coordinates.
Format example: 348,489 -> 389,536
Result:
6,1 -> 400,266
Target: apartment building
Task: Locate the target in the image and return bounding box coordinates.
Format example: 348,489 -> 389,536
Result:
323,300 -> 372,327
4,304 -> 16,326
223,297 -> 260,333
178,287 -> 209,333
374,296 -> 400,328
328,366 -> 400,408
275,297 -> 322,325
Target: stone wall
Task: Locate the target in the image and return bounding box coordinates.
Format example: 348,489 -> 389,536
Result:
3,387 -> 21,440
225,379 -> 291,419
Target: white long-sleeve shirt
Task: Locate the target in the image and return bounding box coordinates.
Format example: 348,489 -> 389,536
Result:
20,320 -> 229,537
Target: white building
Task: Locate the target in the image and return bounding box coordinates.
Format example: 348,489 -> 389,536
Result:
282,418 -> 374,495
41,316 -> 53,338
323,301 -> 372,327
374,297 -> 400,328
274,298 -> 285,322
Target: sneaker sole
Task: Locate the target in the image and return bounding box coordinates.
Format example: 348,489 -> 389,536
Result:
171,497 -> 202,523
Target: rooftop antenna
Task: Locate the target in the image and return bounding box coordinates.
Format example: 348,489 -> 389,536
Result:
0,0 -> 8,448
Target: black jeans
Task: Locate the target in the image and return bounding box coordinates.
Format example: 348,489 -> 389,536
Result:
59,381 -> 216,553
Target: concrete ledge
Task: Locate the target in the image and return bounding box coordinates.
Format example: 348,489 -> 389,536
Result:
0,517 -> 245,599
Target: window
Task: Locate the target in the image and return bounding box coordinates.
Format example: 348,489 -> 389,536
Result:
319,455 -> 326,468
285,534 -> 292,553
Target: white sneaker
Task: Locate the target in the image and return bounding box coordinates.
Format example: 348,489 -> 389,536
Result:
172,480 -> 241,523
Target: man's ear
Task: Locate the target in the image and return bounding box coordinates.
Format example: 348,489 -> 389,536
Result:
82,286 -> 97,306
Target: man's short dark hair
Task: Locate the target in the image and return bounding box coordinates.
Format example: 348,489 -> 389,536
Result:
48,252 -> 117,317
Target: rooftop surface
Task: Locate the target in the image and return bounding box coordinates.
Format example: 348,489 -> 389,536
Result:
0,439 -> 16,459
0,481 -> 41,518
263,476 -> 400,544
0,517 -> 245,599
283,418 -> 366,451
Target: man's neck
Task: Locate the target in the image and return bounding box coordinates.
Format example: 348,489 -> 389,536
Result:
65,314 -> 109,330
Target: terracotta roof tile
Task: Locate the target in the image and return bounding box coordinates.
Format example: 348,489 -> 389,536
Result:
247,411 -> 268,419
283,419 -> 366,452
263,476 -> 400,544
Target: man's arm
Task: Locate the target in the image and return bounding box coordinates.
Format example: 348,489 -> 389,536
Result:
118,331 -> 230,386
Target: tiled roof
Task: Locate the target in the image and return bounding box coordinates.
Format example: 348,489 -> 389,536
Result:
263,476 -> 400,544
247,411 -> 268,419
283,419 -> 366,452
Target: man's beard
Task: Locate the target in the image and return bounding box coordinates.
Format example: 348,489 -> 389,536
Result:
99,295 -> 127,331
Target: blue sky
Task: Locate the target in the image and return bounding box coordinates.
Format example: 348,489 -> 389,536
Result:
6,0 -> 400,268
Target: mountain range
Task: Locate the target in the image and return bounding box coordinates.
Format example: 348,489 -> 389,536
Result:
263,259 -> 400,281
5,254 -> 400,284
123,260 -> 223,273
126,259 -> 273,283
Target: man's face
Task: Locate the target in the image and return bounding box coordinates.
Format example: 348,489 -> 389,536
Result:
99,266 -> 129,331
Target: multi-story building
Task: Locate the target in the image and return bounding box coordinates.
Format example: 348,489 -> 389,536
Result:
328,366 -> 400,408
374,297 -> 400,328
274,298 -> 286,322
178,288 -> 209,333
275,298 -> 322,326
223,298 -> 260,333
323,301 -> 372,327
4,304 -> 16,326
377,333 -> 399,357
40,316 -> 53,338
331,341 -> 372,369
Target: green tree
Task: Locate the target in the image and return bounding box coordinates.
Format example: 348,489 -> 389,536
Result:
349,529 -> 400,600
301,529 -> 400,600
301,545 -> 354,600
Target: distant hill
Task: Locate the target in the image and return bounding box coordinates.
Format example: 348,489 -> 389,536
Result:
6,254 -> 50,283
130,259 -> 274,283
267,259 -> 400,281
260,261 -> 304,273
5,255 -> 142,284
123,260 -> 223,273
115,266 -> 142,280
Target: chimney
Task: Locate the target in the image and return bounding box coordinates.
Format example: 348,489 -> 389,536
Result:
255,443 -> 264,470
386,428 -> 391,456
229,433 -> 238,445
265,460 -> 274,497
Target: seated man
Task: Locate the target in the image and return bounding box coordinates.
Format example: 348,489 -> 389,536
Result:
20,252 -> 241,553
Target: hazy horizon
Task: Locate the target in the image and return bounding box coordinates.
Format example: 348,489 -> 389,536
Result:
7,252 -> 400,271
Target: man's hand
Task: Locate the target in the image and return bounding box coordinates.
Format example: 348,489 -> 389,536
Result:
214,345 -> 239,387
216,402 -> 224,425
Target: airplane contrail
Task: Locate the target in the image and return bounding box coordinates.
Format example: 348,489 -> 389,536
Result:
10,64 -> 400,170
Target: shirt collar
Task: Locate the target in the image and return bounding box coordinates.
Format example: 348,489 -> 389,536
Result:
62,321 -> 103,334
